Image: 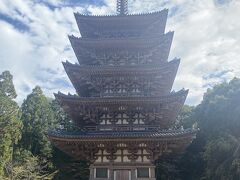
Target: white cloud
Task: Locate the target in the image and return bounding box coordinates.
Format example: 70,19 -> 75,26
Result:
165,0 -> 240,104
0,0 -> 240,105
0,0 -> 79,103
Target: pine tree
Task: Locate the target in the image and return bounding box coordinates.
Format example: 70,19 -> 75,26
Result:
0,71 -> 22,178
51,99 -> 80,131
20,86 -> 55,159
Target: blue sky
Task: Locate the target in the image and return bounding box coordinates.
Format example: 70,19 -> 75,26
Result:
0,0 -> 239,105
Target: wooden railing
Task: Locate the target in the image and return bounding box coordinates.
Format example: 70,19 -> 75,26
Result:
84,124 -> 161,132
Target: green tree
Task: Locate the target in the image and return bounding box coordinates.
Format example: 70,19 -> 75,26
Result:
0,71 -> 22,178
194,78 -> 240,180
51,99 -> 78,131
51,99 -> 89,179
52,148 -> 89,180
196,78 -> 240,138
20,86 -> 56,159
177,133 -> 205,180
175,105 -> 196,129
156,105 -> 199,180
9,149 -> 57,180
10,149 -> 42,180
203,134 -> 240,180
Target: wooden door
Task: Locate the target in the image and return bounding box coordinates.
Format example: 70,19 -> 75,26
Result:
114,170 -> 130,180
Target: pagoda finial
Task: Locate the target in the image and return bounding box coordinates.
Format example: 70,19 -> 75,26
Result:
117,0 -> 128,15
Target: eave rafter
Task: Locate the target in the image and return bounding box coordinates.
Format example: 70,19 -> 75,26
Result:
69,32 -> 174,65
54,90 -> 188,128
69,31 -> 173,49
49,128 -> 197,141
63,59 -> 180,97
63,58 -> 180,76
55,89 -> 188,105
48,128 -> 197,162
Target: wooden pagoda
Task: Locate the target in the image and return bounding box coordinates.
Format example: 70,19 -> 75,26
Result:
48,0 -> 197,179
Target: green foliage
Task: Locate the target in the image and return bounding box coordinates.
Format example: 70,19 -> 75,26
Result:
51,100 -> 89,179
194,78 -> 240,180
157,78 -> 240,180
178,136 -> 205,180
0,71 -> 17,99
51,99 -> 78,131
4,149 -> 57,180
156,105 -> 201,180
176,105 -> 196,129
0,71 -> 22,178
203,134 -> 240,180
52,148 -> 89,180
156,155 -> 182,180
196,78 -> 240,138
10,149 -> 42,179
20,86 -> 56,158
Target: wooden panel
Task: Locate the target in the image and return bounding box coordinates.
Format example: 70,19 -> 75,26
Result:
114,170 -> 130,180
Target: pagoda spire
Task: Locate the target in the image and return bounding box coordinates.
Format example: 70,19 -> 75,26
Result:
117,0 -> 128,15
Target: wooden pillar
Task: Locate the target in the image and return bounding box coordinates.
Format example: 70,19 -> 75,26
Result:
89,165 -> 94,180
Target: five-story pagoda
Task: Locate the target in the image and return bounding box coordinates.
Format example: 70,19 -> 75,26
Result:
48,0 -> 197,179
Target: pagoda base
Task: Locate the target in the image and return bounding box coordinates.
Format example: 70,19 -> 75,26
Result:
89,163 -> 156,180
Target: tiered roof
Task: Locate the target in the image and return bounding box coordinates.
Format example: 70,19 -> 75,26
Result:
55,90 -> 188,129
48,2 -> 197,163
49,128 -> 197,162
74,10 -> 168,38
49,128 -> 196,140
63,59 -> 180,97
69,32 -> 173,65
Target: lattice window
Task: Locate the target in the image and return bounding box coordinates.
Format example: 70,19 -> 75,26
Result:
95,168 -> 109,178
137,168 -> 150,178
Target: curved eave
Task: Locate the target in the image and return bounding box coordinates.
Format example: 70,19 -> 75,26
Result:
54,90 -> 188,129
63,59 -> 180,96
69,31 -> 173,49
74,9 -> 168,38
48,128 -> 197,142
69,32 -> 173,64
48,128 -> 197,161
63,58 -> 180,76
54,89 -> 188,105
